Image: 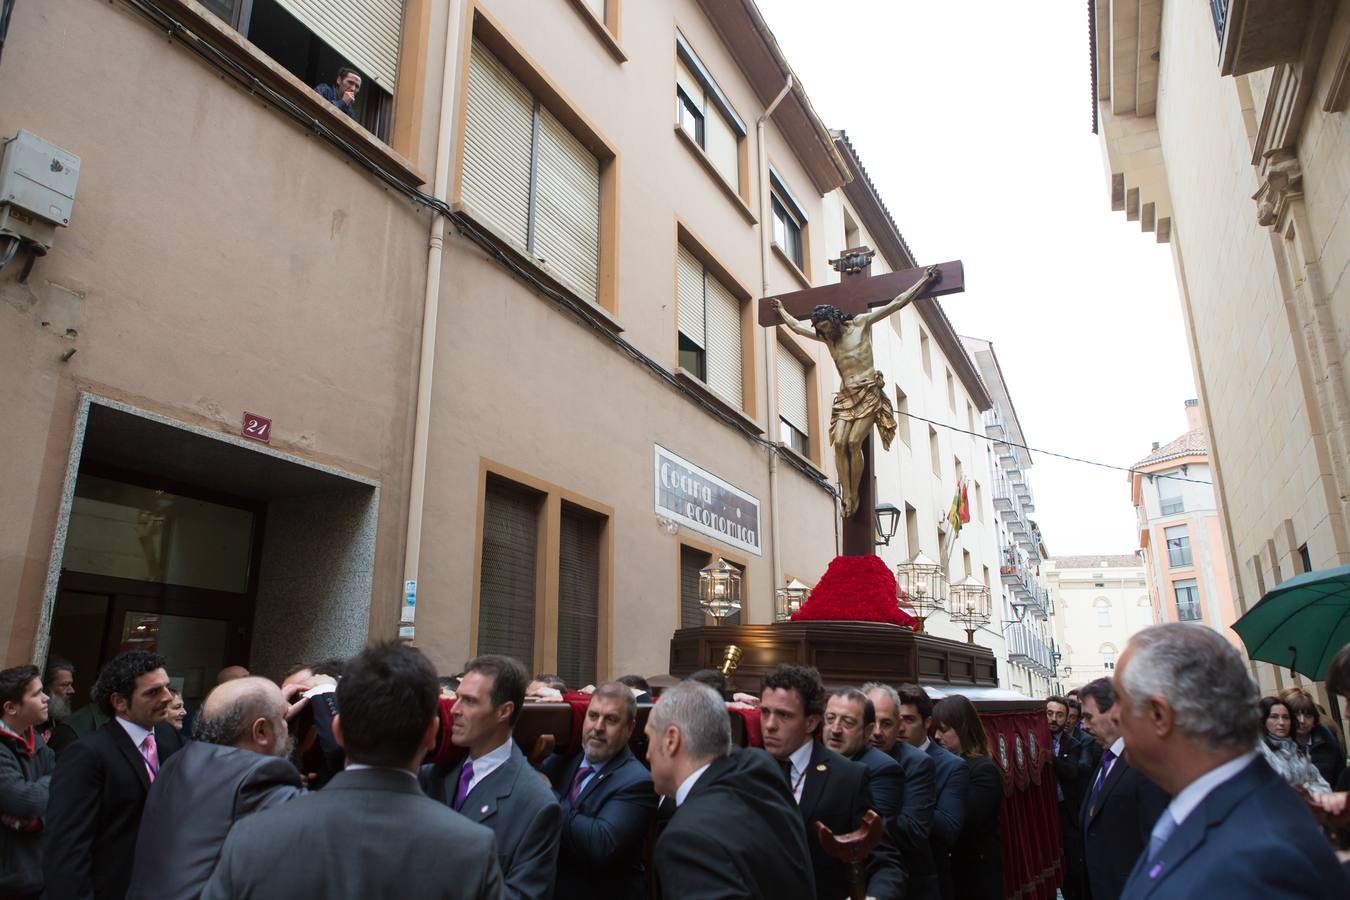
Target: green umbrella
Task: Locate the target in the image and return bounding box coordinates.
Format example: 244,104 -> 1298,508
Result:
1232,563 -> 1350,681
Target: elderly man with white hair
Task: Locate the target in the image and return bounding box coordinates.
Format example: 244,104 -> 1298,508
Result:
1114,623 -> 1348,899
646,681 -> 816,900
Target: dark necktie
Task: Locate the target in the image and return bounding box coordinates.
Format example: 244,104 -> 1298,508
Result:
568,765 -> 594,803
1086,748 -> 1116,816
778,757 -> 793,784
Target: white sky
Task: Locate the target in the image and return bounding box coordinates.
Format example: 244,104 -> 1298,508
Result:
758,0 -> 1198,556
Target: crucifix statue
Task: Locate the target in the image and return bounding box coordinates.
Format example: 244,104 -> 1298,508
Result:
761,249 -> 965,556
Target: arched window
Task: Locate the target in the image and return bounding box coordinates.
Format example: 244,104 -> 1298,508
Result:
1094,596 -> 1111,628
1100,643 -> 1117,670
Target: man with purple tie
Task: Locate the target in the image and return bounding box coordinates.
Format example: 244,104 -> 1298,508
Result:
420,655 -> 560,900
540,682 -> 655,900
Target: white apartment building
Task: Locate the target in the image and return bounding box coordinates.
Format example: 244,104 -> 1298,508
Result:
1046,555 -> 1152,691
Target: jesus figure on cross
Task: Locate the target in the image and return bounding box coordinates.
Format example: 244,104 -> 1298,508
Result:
771,263 -> 941,520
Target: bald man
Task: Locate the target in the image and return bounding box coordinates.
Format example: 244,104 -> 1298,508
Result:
126,677 -> 304,900
180,664 -> 250,738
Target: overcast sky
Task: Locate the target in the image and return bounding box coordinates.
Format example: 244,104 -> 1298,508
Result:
758,0 -> 1198,556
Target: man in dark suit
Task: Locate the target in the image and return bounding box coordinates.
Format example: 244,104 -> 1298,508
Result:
44,651 -> 185,900
422,655 -> 560,900
1077,677 -> 1169,900
1048,694 -> 1092,900
823,688 -> 903,818
865,682 -> 940,900
762,665 -> 906,900
127,676 -> 303,899
203,641 -> 502,900
647,680 -> 815,899
896,683 -> 967,900
540,681 -> 657,900
1113,625 -> 1348,899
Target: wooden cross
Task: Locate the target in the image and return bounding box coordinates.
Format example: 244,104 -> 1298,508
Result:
758,250 -> 965,557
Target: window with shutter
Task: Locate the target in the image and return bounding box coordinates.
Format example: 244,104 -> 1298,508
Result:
461,39 -> 601,304
703,272 -> 743,409
477,477 -> 542,663
677,245 -> 707,380
776,342 -> 809,456
674,34 -> 744,191
273,0 -> 403,91
557,504 -> 601,689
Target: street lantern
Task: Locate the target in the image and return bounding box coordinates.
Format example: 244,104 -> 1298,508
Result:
699,558 -> 743,624
874,503 -> 901,546
896,552 -> 946,633
949,575 -> 992,644
774,577 -> 811,622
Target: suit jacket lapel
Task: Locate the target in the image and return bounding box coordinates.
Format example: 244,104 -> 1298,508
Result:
799,742 -> 828,823
463,746 -> 519,824
574,746 -> 630,807
1084,754 -> 1126,826
107,721 -> 152,793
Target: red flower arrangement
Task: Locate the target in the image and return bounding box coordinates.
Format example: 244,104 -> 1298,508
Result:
790,554 -> 917,628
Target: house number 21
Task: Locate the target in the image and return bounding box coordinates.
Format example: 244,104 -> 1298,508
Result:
242,412 -> 272,444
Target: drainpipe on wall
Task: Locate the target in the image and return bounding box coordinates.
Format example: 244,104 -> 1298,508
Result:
401,0 -> 466,640
758,75 -> 793,604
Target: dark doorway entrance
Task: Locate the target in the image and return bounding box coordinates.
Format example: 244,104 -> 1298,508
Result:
42,399 -> 380,705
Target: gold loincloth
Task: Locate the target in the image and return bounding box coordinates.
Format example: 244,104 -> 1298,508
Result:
829,371 -> 897,451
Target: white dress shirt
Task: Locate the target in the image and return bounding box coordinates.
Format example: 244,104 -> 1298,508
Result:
115,717 -> 156,778
675,763 -> 712,807
784,740 -> 815,803
464,736 -> 514,794
918,737 -> 932,754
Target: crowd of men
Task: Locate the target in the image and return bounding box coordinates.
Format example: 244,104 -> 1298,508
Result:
0,623 -> 1348,899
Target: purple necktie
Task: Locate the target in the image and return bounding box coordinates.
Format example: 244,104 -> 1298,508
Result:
452,760 -> 475,811
569,766 -> 594,803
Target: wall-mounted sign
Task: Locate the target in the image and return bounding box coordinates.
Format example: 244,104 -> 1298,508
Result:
242,412 -> 271,444
654,444 -> 761,556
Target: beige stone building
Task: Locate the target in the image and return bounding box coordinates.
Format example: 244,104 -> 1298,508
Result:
1046,555 -> 1151,692
1093,1 -> 1350,694
3,0 -> 1005,701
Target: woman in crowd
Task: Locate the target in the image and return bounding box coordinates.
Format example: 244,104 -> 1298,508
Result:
932,694 -> 1002,900
1259,695 -> 1330,793
1280,687 -> 1346,787
166,690 -> 187,732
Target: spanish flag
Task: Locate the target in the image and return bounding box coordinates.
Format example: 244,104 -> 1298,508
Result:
948,480 -> 971,533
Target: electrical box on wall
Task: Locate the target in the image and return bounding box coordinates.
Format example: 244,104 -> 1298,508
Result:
0,130 -> 80,250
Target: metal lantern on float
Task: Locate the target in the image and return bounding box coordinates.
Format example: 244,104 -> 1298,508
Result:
895,551 -> 946,633
949,575 -> 992,644
774,578 -> 811,622
699,558 -> 743,624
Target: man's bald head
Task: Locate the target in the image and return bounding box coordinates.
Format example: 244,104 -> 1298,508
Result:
194,676 -> 291,757
217,665 -> 250,684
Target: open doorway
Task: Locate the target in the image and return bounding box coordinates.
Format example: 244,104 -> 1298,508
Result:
40,397 -> 380,717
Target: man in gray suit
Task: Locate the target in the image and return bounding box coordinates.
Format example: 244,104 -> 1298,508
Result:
202,643 -> 503,900
422,655 -> 561,900
128,676 -> 303,899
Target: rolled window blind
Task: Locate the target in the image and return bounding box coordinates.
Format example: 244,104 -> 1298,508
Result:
777,343 -> 809,434
462,40 -> 534,251
704,272 -> 743,408
534,107 -> 600,303
703,105 -> 739,187
557,505 -> 601,689
477,477 -> 540,664
677,245 -> 706,348
275,0 -> 403,91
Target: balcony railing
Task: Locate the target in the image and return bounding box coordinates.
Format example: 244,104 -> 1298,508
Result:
1000,548 -> 1050,620
1209,0 -> 1227,45
1006,620 -> 1054,675
1177,600 -> 1202,622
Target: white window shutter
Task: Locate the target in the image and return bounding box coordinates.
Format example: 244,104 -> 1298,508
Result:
703,106 -> 739,188
462,41 -> 534,252
704,273 -> 743,407
275,0 -> 404,92
533,106 -> 601,303
777,343 -> 809,434
677,245 -> 706,347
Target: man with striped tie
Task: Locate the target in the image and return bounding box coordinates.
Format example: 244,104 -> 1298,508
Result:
540,682 -> 656,900
44,651 -> 185,900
